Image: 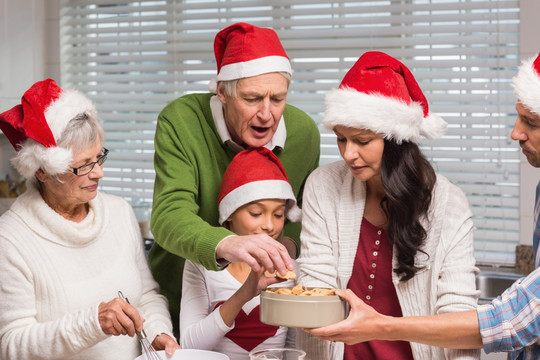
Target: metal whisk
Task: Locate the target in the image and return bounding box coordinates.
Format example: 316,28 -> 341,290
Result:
118,291 -> 164,360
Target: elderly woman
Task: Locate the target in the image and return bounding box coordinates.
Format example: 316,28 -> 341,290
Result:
296,52 -> 480,360
0,79 -> 179,360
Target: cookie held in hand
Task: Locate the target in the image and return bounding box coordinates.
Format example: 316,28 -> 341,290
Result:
264,270 -> 296,280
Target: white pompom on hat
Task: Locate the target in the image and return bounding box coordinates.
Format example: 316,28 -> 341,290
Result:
218,147 -> 301,225
324,51 -> 447,144
512,52 -> 540,117
0,79 -> 97,178
209,22 -> 292,93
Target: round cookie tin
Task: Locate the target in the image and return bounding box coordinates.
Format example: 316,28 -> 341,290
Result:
260,287 -> 348,328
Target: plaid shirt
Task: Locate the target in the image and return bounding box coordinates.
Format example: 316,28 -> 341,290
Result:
534,181 -> 540,269
477,181 -> 540,360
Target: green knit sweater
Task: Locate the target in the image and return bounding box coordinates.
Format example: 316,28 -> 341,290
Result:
148,92 -> 320,329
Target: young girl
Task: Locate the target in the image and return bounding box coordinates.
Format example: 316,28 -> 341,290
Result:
179,147 -> 301,359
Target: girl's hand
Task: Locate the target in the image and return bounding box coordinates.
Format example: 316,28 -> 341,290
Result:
241,268 -> 283,300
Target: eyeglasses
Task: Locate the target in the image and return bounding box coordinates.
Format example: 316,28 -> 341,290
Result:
71,148 -> 109,176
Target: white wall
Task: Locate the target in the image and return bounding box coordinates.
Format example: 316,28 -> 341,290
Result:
0,0 -> 539,248
0,0 -> 59,181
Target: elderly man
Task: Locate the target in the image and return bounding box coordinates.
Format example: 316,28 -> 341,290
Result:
148,22 -> 320,332
306,52 -> 540,360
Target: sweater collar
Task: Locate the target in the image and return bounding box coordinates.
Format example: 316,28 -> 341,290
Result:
210,95 -> 287,152
10,178 -> 107,247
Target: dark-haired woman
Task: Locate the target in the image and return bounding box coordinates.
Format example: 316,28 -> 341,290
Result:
296,52 -> 480,360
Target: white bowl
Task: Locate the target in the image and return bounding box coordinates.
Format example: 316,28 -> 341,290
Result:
134,349 -> 229,360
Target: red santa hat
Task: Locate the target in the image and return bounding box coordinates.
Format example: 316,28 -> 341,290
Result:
324,51 -> 447,144
512,52 -> 540,117
0,79 -> 97,178
209,22 -> 292,92
218,147 -> 301,225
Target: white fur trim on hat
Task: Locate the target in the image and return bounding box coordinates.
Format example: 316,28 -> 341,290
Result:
11,88 -> 97,179
217,56 -> 292,82
512,56 -> 540,117
286,201 -> 302,223
323,87 -> 446,143
420,113 -> 447,139
45,89 -> 98,140
209,78 -> 218,93
11,140 -> 73,179
209,55 -> 292,93
218,179 -> 300,225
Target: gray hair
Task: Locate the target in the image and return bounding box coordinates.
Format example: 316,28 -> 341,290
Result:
218,72 -> 291,97
57,112 -> 105,153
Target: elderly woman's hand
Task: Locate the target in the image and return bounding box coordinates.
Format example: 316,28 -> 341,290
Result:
152,333 -> 181,355
98,298 -> 144,337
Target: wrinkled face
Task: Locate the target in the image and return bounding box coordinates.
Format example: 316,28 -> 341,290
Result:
227,199 -> 287,240
512,102 -> 540,168
217,73 -> 288,148
334,125 -> 385,183
43,141 -> 105,207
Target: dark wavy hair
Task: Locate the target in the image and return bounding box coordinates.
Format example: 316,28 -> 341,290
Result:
379,139 -> 436,281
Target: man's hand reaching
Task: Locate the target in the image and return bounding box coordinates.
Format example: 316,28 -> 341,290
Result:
216,234 -> 294,276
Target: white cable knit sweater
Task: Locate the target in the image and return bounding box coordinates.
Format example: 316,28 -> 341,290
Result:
296,161 -> 480,360
0,181 -> 174,360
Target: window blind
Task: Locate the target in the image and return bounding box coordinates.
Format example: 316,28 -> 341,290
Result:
60,0 -> 520,265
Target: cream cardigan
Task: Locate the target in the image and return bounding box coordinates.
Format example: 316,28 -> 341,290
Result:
296,161 -> 480,360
